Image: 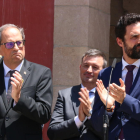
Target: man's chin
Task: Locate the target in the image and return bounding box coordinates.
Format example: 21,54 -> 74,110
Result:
12,55 -> 23,60
85,79 -> 94,83
12,57 -> 23,63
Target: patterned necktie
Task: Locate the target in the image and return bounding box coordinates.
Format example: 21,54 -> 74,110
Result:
119,65 -> 135,140
7,70 -> 16,104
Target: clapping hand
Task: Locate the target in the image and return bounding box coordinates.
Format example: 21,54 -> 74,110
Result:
109,78 -> 126,104
96,79 -> 115,108
79,88 -> 92,119
11,71 -> 23,103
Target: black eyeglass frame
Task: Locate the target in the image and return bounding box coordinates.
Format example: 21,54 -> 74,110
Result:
0,40 -> 25,49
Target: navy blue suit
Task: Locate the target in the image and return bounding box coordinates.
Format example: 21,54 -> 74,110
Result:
91,61 -> 140,140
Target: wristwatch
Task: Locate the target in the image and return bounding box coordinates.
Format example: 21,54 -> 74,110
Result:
107,105 -> 115,112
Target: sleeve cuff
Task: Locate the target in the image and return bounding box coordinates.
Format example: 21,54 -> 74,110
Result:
74,116 -> 83,128
87,116 -> 91,119
13,100 -> 17,107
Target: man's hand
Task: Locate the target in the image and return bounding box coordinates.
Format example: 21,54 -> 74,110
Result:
78,103 -> 86,122
109,78 -> 126,104
79,88 -> 92,117
11,71 -> 23,103
96,79 -> 115,108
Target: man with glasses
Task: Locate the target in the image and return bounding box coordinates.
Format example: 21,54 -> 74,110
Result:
0,24 -> 53,140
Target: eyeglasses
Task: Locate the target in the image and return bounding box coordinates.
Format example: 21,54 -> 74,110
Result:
0,40 -> 25,49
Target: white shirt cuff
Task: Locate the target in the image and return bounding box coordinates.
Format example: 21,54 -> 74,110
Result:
87,116 -> 91,119
74,116 -> 83,129
13,101 -> 17,107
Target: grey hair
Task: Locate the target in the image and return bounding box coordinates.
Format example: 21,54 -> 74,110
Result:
81,49 -> 107,68
0,24 -> 25,44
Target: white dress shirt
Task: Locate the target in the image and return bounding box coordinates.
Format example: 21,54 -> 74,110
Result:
74,84 -> 96,128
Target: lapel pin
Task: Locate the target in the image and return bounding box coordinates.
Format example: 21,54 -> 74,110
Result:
24,71 -> 26,75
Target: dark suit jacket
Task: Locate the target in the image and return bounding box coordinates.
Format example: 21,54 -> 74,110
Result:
0,58 -> 53,140
47,85 -> 102,140
92,61 -> 140,140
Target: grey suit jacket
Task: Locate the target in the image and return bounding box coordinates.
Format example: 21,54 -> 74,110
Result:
47,85 -> 102,140
0,58 -> 53,140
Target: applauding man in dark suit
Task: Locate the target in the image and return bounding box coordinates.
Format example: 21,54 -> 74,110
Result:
48,49 -> 107,140
91,13 -> 140,140
0,24 -> 53,140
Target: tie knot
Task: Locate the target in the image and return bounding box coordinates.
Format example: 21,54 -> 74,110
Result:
89,91 -> 94,96
9,70 -> 16,77
125,65 -> 135,72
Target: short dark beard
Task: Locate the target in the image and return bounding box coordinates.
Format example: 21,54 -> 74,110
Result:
124,42 -> 140,59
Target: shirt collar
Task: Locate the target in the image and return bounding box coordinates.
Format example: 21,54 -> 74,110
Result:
122,57 -> 140,70
81,84 -> 96,93
3,60 -> 24,76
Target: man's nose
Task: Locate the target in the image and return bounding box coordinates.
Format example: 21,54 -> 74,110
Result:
87,66 -> 93,72
13,43 -> 19,50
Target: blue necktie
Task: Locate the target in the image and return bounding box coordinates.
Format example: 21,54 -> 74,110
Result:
89,91 -> 94,96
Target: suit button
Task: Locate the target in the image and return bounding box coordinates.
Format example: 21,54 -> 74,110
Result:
5,116 -> 9,121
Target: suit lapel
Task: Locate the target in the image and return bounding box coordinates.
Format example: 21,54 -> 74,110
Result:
111,61 -> 122,86
111,61 -> 122,108
20,59 -> 31,89
71,85 -> 81,116
0,60 -> 8,109
129,66 -> 140,97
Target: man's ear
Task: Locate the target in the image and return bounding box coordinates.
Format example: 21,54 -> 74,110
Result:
116,37 -> 124,48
